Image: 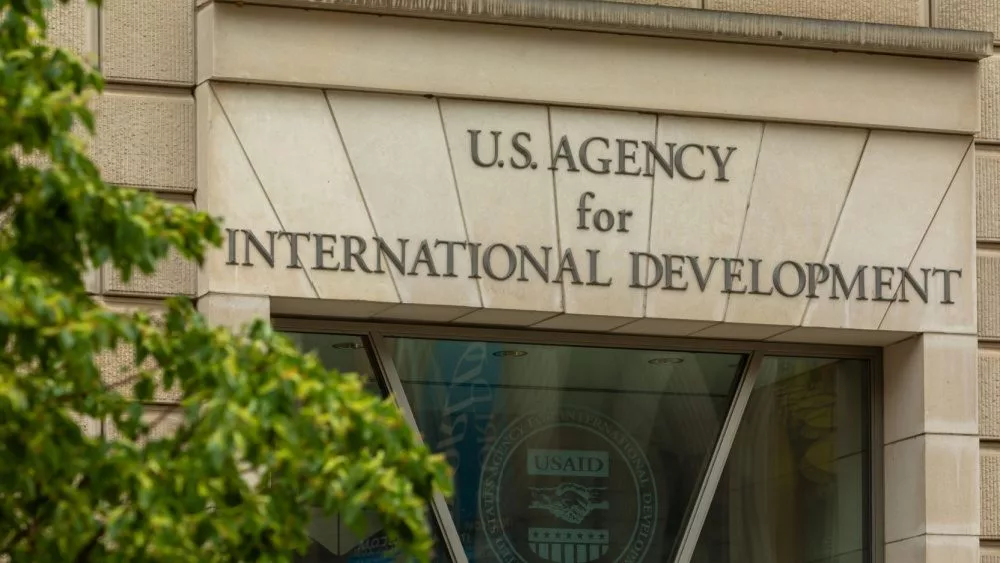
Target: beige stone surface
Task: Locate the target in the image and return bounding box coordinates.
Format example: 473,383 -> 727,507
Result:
983,56 -> 1000,143
705,0 -> 926,25
725,123 -> 866,326
104,405 -> 184,444
645,116 -> 762,322
803,131 -> 970,330
439,99 -> 561,314
612,318 -> 717,336
985,449 -> 1000,537
885,534 -> 979,563
980,250 -> 1000,340
201,5 -> 980,133
933,0 -> 1000,37
48,0 -> 97,59
453,309 -> 560,327
197,293 -> 270,331
927,435 -> 980,536
605,0 -> 699,5
196,86 -> 319,300
373,304 -> 478,323
270,297 -> 394,319
326,91 -> 481,309
532,314 -> 634,332
549,107 -> 654,319
978,149 -> 1000,241
211,83 -> 398,304
883,334 -> 979,445
84,267 -> 101,294
196,87 -> 976,334
767,326 -> 912,346
96,299 -> 181,403
881,148 -> 975,333
101,0 -> 193,84
983,349 -> 1000,440
886,435 -> 927,542
94,90 -> 195,191
71,413 -> 102,438
103,246 -> 196,297
689,322 -> 792,340
885,434 -> 979,542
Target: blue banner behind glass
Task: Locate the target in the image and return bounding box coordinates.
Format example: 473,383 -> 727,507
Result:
414,340 -> 501,559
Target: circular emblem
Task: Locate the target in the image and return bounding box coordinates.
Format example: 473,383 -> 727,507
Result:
478,406 -> 657,563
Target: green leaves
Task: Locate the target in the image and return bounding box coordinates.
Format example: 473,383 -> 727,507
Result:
0,1 -> 452,561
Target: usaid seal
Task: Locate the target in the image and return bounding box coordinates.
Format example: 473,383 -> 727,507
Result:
478,406 -> 657,563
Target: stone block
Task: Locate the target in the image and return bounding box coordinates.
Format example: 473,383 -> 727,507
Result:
103,247 -> 196,298
978,150 -> 1000,241
197,293 -> 270,331
880,147 -> 975,334
93,90 -> 195,191
100,0 -> 193,84
602,0 -> 699,6
886,535 -> 979,563
83,267 -> 101,295
96,299 -> 181,403
326,91 -> 481,309
439,98 -> 561,314
203,5 -> 978,133
71,413 -> 102,438
985,450 -> 1000,537
884,334 -> 978,444
982,56 -> 1000,143
885,434 -> 979,542
933,0 -> 1000,38
982,349 -> 1000,440
48,0 -> 96,60
979,250 -> 1000,339
705,0 -> 927,25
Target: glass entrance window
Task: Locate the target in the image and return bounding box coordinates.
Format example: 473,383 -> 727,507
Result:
385,339 -> 746,563
283,329 -> 874,563
692,357 -> 870,563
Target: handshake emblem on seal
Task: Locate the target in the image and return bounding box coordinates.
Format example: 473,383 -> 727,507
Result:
529,483 -> 610,524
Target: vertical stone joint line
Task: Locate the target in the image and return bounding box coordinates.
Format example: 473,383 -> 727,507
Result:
721,122 -> 767,322
877,139 -> 974,330
799,128 -> 871,327
546,105 -> 567,312
211,85 -> 322,300
436,98 -> 484,309
640,114 -> 660,319
322,92 -> 403,304
93,2 -> 103,72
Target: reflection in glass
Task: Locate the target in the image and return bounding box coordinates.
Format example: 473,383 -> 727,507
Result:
284,332 -> 381,394
691,357 -> 870,563
385,338 -> 747,563
284,332 -> 449,563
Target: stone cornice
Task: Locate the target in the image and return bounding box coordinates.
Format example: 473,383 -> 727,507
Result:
207,0 -> 993,61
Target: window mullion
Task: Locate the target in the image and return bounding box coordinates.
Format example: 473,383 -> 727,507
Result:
671,352 -> 763,563
365,331 -> 470,563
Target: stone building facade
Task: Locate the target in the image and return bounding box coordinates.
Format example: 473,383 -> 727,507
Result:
47,0 -> 1000,562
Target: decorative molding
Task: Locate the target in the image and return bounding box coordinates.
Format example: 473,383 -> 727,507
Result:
210,0 -> 994,61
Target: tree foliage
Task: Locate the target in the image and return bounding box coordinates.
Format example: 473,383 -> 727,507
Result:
0,1 -> 452,561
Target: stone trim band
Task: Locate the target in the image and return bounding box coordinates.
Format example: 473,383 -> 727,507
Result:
209,0 -> 994,61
